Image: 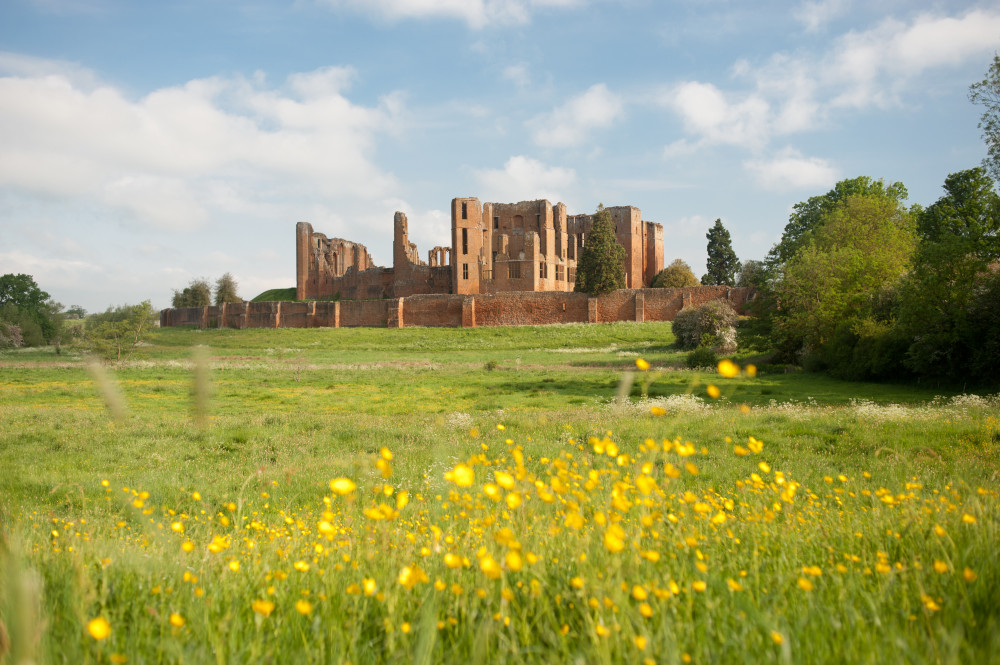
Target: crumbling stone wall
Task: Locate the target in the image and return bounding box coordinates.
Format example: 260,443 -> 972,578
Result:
295,194 -> 665,301
296,222 -> 377,300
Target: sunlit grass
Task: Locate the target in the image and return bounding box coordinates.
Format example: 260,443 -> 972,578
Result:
1,325 -> 998,664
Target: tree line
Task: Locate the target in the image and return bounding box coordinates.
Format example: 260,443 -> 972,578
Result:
172,273 -> 241,308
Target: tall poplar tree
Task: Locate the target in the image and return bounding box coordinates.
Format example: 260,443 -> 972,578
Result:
701,219 -> 740,286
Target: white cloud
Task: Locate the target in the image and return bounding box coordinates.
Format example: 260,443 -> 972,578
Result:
321,0 -> 583,29
664,81 -> 770,149
474,155 -> 576,203
530,83 -> 624,148
103,176 -> 209,231
825,10 -> 1000,109
794,0 -> 849,32
502,63 -> 531,88
744,148 -> 840,191
0,58 -> 402,231
663,7 -> 1000,155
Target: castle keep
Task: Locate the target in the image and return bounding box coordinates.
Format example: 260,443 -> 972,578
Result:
296,198 -> 665,300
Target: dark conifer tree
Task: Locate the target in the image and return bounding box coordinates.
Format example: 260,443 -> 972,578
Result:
701,218 -> 740,286
575,207 -> 627,295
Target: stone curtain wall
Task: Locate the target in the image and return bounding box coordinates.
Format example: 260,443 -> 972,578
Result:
160,287 -> 750,330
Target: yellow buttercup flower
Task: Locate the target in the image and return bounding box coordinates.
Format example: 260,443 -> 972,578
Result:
706,384 -> 721,399
295,599 -> 313,615
480,555 -> 502,579
169,613 -> 185,628
87,617 -> 111,641
448,463 -> 475,488
252,599 -> 275,617
603,524 -> 626,553
329,478 -> 357,496
635,358 -> 650,371
505,550 -> 524,572
717,359 -> 739,378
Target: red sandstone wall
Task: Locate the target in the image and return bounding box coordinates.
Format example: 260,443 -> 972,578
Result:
596,290 -> 635,323
402,294 -> 464,327
473,291 -> 590,327
393,265 -> 453,298
221,303 -> 246,329
641,288 -> 686,322
159,287 -> 751,330
247,302 -> 279,328
340,300 -> 390,327
278,302 -> 310,328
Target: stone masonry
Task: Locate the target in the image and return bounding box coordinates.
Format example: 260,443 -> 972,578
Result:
296,197 -> 665,301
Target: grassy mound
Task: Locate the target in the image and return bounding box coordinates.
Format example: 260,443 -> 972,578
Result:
251,287 -> 297,302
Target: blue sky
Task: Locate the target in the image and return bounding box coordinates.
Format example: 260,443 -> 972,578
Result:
1,0 -> 997,312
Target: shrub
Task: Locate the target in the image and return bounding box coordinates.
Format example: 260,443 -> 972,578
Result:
84,301 -> 158,362
652,259 -> 700,288
0,321 -> 23,349
672,307 -> 702,349
686,345 -> 717,368
672,300 -> 739,353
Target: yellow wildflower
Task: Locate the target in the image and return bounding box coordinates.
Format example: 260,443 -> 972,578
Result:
329,478 -> 357,496
252,599 -> 275,617
87,617 -> 111,641
717,359 -> 740,378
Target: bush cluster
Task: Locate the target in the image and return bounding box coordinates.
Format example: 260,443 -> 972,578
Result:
672,300 -> 738,354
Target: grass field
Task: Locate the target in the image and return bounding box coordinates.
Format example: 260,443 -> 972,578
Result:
1,321 -> 998,664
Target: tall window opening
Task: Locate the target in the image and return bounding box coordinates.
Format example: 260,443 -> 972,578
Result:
462,228 -> 468,254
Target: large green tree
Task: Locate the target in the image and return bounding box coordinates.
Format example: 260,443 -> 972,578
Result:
766,176 -> 909,270
735,259 -> 766,289
701,218 -> 739,286
172,278 -> 212,308
969,54 -> 1000,182
652,259 -> 700,288
0,273 -> 63,345
898,168 -> 1000,380
214,273 -> 241,305
776,193 -> 917,351
575,207 -> 627,295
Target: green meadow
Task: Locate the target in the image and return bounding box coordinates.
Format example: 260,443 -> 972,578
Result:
1,322 -> 998,664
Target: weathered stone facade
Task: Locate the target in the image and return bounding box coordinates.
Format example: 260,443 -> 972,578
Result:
296,198 -> 665,300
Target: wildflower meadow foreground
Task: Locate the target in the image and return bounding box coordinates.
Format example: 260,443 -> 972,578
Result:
1,325 -> 998,664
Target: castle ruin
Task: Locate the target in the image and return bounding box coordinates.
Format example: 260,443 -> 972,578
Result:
296,198 -> 665,301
